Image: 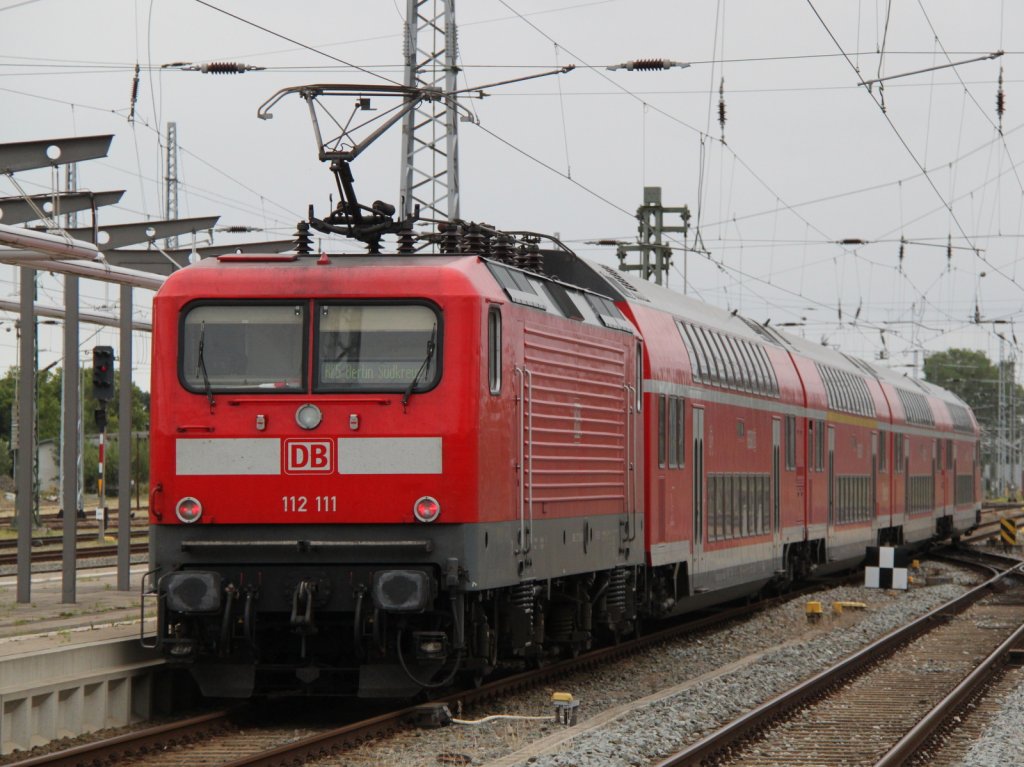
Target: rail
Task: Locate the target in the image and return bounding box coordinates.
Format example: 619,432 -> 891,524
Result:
8,574 -> 862,767
652,552 -> 1023,767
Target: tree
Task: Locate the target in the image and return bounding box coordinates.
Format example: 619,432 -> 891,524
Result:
924,348 -> 1024,497
922,348 -> 1002,431
0,365 -> 150,488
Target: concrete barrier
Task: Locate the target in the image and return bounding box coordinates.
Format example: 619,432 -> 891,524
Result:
0,638 -> 165,755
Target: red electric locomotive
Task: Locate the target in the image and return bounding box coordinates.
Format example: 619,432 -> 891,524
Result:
147,243 -> 647,697
144,84 -> 981,698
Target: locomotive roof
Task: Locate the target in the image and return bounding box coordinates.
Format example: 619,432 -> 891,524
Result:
162,244 -> 974,424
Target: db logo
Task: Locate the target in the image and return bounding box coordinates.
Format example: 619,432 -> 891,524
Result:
284,439 -> 333,474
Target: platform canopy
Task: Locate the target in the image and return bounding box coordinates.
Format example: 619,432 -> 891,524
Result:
104,239 -> 295,275
0,190 -> 124,225
0,135 -> 113,173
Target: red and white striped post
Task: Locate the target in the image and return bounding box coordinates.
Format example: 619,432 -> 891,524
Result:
96,429 -> 105,542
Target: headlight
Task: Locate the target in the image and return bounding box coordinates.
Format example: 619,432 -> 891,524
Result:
163,571 -> 221,613
413,495 -> 440,523
373,570 -> 431,612
175,496 -> 203,524
295,403 -> 323,430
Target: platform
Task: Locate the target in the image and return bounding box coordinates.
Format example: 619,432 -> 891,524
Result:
0,562 -> 148,657
0,563 -> 169,756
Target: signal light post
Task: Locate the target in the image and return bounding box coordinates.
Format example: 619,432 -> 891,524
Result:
92,346 -> 114,541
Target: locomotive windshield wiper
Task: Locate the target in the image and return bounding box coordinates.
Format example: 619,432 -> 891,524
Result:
197,321 -> 215,411
401,324 -> 437,411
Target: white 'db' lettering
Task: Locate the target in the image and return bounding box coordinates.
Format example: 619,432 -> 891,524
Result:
284,439 -> 333,474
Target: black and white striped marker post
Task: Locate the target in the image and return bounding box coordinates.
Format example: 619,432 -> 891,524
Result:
865,546 -> 909,590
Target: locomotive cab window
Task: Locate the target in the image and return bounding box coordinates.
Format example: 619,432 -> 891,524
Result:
315,302 -> 441,393
488,307 -> 501,394
180,303 -> 305,392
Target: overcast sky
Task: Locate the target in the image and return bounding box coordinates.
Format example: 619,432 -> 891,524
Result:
1,0 -> 1022,389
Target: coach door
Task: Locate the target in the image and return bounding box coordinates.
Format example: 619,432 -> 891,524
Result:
871,432 -> 878,518
692,406 -> 705,569
827,426 -> 836,527
772,418 -> 781,535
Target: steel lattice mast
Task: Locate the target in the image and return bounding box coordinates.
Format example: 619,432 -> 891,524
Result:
165,122 -> 179,249
400,0 -> 460,226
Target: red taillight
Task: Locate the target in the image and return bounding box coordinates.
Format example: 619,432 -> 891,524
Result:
176,497 -> 203,524
413,496 -> 440,523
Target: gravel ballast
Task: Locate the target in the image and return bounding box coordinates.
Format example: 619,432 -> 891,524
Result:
325,563 -> 985,767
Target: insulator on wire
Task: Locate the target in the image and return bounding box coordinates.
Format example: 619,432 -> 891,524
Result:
997,66 -> 1006,133
180,61 -> 264,74
606,59 -> 689,71
947,234 -> 953,270
128,63 -> 140,123
718,77 -> 726,141
898,237 -> 905,271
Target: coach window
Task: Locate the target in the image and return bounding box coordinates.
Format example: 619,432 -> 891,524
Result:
667,397 -> 685,468
697,327 -> 721,384
181,303 -> 305,392
879,430 -> 887,472
738,340 -> 758,393
722,336 -> 742,389
315,302 -> 441,393
707,331 -> 730,386
488,307 -> 502,394
668,398 -> 679,468
744,341 -> 765,394
658,395 -> 667,468
724,336 -> 742,388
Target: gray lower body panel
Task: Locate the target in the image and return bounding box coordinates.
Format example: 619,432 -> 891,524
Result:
151,515 -> 642,592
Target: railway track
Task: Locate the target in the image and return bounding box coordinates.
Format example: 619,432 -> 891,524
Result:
654,550 -> 1024,767
3,578 -> 859,767
0,531 -> 147,551
0,541 -> 148,568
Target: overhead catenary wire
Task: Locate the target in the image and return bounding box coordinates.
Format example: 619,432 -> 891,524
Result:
913,0 -> 1024,196
190,0 -> 404,87
805,0 -> 1024,298
492,0 -> 840,262
3,3 -> 1017,371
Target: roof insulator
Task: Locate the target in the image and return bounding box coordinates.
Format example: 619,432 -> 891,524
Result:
293,220 -> 313,255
